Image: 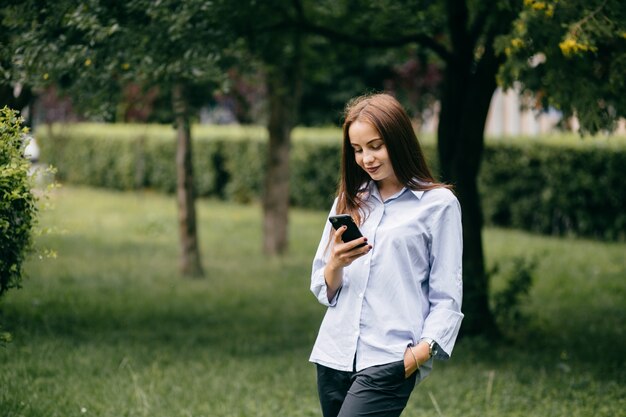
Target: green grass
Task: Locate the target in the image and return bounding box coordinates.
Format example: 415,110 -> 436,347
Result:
1,186 -> 624,417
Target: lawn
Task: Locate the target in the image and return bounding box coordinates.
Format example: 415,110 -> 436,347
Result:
1,186 -> 624,417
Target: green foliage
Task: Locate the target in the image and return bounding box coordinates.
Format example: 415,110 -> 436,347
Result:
480,138 -> 626,240
2,0 -> 241,120
0,107 -> 37,298
497,0 -> 626,134
290,141 -> 341,209
36,124 -> 626,240
0,329 -> 11,345
0,187 -> 624,416
491,256 -> 538,341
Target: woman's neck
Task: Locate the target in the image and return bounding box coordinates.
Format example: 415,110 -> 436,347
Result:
377,178 -> 403,201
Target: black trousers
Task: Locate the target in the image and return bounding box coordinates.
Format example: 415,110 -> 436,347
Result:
316,361 -> 418,417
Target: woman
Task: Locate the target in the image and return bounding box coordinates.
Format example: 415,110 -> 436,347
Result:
309,93 -> 464,417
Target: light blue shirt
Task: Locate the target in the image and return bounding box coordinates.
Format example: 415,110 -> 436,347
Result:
309,182 -> 463,380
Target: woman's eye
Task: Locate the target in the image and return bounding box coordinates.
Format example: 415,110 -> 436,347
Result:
354,149 -> 363,153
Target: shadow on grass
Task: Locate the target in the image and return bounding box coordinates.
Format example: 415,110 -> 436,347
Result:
1,279 -> 322,359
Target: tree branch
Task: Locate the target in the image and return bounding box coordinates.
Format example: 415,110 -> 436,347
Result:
569,0 -> 608,36
296,19 -> 452,63
252,2 -> 452,62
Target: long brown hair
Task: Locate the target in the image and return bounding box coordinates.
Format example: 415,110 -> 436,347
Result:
336,93 -> 448,225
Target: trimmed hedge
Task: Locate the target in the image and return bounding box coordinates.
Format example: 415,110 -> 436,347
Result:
36,124 -> 625,241
36,124 -> 349,210
480,139 -> 626,241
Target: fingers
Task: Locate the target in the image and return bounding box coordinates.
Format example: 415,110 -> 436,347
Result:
346,239 -> 371,255
330,233 -> 372,267
333,226 -> 368,250
333,225 -> 347,243
342,247 -> 369,263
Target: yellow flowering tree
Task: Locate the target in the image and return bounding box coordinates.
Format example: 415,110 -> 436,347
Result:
497,0 -> 626,133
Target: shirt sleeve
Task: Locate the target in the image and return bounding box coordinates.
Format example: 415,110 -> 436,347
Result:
310,199 -> 341,307
421,193 -> 464,360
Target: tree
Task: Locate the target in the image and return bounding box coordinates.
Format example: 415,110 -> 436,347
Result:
497,0 -> 626,134
236,2 -> 426,255
241,2 -> 305,255
4,0 -> 238,277
262,51 -> 303,255
232,2 -> 317,255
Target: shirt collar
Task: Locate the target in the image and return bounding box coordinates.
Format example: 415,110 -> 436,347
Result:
409,189 -> 425,200
359,181 -> 425,202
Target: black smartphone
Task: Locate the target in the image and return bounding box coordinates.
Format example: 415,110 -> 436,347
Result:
328,214 -> 367,247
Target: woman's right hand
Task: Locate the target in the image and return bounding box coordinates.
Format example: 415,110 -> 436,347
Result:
324,226 -> 372,301
328,226 -> 372,269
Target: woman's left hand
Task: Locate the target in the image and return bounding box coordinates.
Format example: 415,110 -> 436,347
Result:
403,342 -> 431,378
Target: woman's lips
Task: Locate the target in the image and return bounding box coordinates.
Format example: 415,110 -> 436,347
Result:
365,166 -> 380,174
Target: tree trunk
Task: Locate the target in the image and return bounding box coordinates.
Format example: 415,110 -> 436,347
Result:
263,74 -> 290,254
172,83 -> 204,277
262,35 -> 302,255
437,45 -> 502,337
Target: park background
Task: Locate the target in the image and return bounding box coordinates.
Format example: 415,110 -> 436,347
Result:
1,1 -> 625,416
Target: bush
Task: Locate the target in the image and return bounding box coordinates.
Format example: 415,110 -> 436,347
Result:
0,107 -> 38,298
480,139 -> 626,240
36,123 -> 626,241
490,256 -> 538,342
290,140 -> 340,210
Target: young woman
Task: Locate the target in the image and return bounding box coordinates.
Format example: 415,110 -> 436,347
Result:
309,93 -> 464,417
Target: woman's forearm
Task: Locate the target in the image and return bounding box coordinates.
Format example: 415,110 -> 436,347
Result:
324,263 -> 343,301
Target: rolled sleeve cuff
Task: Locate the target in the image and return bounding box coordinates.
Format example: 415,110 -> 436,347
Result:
311,269 -> 339,307
421,309 -> 464,360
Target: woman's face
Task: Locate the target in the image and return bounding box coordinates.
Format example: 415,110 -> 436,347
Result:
348,120 -> 398,186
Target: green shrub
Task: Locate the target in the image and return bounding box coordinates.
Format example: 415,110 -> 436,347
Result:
36,123 -> 626,241
480,140 -> 626,240
222,139 -> 266,203
491,256 -> 538,342
0,107 -> 38,298
290,140 -> 340,210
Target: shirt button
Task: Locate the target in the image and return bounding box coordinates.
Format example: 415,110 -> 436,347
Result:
359,293 -> 364,298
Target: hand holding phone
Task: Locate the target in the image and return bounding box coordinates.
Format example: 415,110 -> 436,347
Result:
328,214 -> 367,248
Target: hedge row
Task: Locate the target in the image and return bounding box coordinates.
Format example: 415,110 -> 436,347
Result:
36,124 -> 626,241
480,140 -> 626,240
36,124 -> 347,210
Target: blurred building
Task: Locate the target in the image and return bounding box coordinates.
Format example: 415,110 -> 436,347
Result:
422,85 -> 626,137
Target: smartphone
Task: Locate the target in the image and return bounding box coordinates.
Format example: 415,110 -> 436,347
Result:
328,214 -> 367,248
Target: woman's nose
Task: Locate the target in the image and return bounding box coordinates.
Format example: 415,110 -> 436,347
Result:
363,152 -> 375,164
